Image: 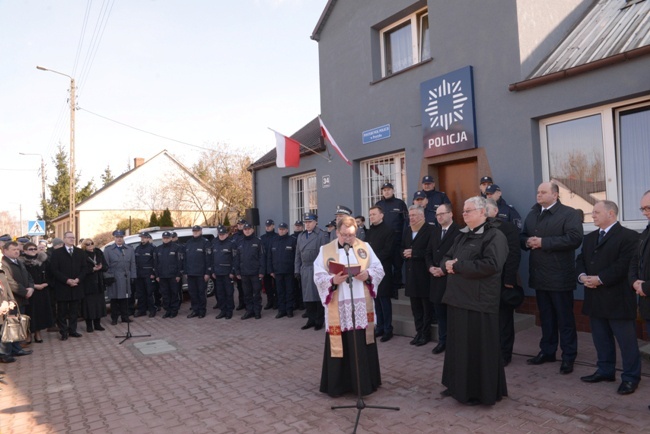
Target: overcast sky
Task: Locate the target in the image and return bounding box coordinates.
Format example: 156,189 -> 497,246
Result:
0,0 -> 327,232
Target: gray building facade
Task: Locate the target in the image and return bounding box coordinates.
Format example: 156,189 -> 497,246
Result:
250,0 -> 650,302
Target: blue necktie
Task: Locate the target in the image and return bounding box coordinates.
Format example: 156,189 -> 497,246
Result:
598,230 -> 605,244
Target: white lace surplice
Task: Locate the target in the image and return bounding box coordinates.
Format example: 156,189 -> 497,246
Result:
313,244 -> 384,332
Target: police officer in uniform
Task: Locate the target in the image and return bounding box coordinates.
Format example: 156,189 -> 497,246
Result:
233,223 -> 265,319
183,225 -> 212,318
260,219 -> 278,310
171,231 -> 185,304
421,176 -> 451,222
231,219 -> 247,310
134,232 -> 157,317
413,190 -> 436,224
268,222 -> 297,318
485,184 -> 522,230
154,231 -> 182,318
295,213 -> 329,330
212,226 -> 235,319
374,182 -> 408,298
479,175 -> 493,198
330,206 -> 364,241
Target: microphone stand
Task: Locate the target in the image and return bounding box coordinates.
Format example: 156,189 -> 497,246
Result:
115,282 -> 150,345
331,243 -> 399,434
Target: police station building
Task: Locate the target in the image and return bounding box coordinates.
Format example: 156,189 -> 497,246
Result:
250,0 -> 650,321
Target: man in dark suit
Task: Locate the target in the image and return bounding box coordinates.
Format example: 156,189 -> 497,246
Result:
365,206 -> 394,341
402,205 -> 434,346
426,203 -> 459,354
577,200 -> 640,395
520,182 -> 583,374
49,231 -> 88,340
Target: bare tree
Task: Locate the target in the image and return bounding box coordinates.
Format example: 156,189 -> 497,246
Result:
0,211 -> 20,236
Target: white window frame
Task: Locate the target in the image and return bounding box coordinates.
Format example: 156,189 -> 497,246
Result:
379,8 -> 429,77
360,152 -> 407,219
289,172 -> 317,224
539,95 -> 650,231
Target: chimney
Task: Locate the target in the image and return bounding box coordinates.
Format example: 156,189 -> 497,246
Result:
134,158 -> 144,168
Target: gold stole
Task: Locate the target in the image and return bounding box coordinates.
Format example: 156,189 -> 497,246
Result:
322,238 -> 375,358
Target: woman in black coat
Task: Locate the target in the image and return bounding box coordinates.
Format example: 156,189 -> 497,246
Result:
80,239 -> 107,332
21,242 -> 54,343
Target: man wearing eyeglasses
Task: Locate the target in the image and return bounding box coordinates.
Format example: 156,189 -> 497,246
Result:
520,182 -> 583,375
1,241 -> 34,356
49,232 -> 88,340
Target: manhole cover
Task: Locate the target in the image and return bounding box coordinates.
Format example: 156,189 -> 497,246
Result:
133,339 -> 177,355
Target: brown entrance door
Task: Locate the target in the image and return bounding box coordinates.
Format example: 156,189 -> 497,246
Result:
436,158 -> 479,226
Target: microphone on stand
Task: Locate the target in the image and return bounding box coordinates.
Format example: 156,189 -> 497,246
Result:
343,243 -> 351,255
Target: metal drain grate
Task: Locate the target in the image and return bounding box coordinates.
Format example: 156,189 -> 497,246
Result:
133,339 -> 177,355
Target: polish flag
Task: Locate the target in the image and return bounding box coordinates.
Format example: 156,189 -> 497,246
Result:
319,117 -> 352,166
272,129 -> 301,168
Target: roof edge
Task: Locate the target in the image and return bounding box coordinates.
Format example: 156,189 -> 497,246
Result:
509,44 -> 650,92
311,0 -> 337,41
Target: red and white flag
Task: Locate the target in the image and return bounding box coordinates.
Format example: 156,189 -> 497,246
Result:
271,129 -> 301,168
319,117 -> 351,166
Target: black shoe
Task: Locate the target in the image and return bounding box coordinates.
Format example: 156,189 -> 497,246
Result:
241,312 -> 254,320
301,312 -> 308,318
216,312 -> 227,319
0,355 -> 16,363
121,317 -> 132,323
170,312 -> 178,318
69,332 -> 82,338
465,399 -> 481,406
275,312 -> 287,319
134,312 -> 146,318
559,360 -> 574,375
503,358 -> 511,367
225,313 -> 232,319
287,311 -> 293,318
380,331 -> 393,342
148,312 -> 156,318
236,304 -> 245,311
94,321 -> 105,331
187,311 -> 198,318
432,343 -> 446,354
301,321 -> 315,330
374,329 -> 384,338
163,312 -> 172,318
415,336 -> 430,347
264,303 -> 273,310
409,333 -> 421,345
440,389 -> 452,397
314,323 -> 323,331
255,314 -> 261,319
14,349 -> 32,356
526,352 -> 556,365
617,381 -> 638,395
86,325 -> 94,333
197,314 -> 205,319
111,319 -> 118,325
213,303 -> 219,309
580,372 -> 615,383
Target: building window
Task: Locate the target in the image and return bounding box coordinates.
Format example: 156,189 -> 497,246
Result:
289,172 -> 317,224
360,152 -> 407,219
539,96 -> 650,229
380,9 -> 429,77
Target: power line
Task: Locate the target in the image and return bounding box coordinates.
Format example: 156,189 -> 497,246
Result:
78,106 -> 215,151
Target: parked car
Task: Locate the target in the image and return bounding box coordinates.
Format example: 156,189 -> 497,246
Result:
102,226 -> 220,298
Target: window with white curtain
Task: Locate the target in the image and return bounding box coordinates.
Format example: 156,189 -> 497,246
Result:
539,97 -> 650,229
380,9 -> 429,77
360,152 -> 407,219
289,172 -> 317,224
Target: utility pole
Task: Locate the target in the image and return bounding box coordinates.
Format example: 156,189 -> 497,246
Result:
37,66 -> 76,236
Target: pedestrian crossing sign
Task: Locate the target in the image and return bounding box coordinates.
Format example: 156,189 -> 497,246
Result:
27,220 -> 46,236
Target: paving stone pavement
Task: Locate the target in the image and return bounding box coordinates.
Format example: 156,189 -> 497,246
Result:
1,301 -> 649,433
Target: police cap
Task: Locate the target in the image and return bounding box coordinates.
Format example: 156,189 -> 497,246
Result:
191,225 -> 202,231
265,219 -> 274,226
303,213 -> 317,221
381,182 -> 394,190
162,231 -> 173,238
112,230 -> 125,237
243,223 -> 253,229
413,191 -> 427,200
294,220 -> 304,227
486,184 -> 501,194
218,227 -> 228,235
139,232 -> 152,238
278,222 -> 288,229
421,175 -> 435,184
335,205 -> 352,216
480,176 -> 493,184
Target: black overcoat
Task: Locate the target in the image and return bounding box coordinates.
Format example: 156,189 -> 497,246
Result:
365,221 -> 394,298
630,224 -> 650,319
577,222 -> 638,319
2,256 -> 34,307
402,223 -> 433,298
425,222 -> 460,303
49,245 -> 88,301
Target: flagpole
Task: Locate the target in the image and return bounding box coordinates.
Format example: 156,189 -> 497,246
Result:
267,128 -> 331,162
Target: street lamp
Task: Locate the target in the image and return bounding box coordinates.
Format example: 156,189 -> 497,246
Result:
36,66 -> 76,236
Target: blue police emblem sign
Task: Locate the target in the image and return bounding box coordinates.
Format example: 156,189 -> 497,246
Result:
420,66 -> 477,157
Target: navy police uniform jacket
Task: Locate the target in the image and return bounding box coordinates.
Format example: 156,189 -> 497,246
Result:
134,243 -> 155,278
268,234 -> 297,275
495,197 -> 522,230
212,237 -> 235,276
183,236 -> 212,276
234,234 -> 265,276
154,242 -> 183,278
